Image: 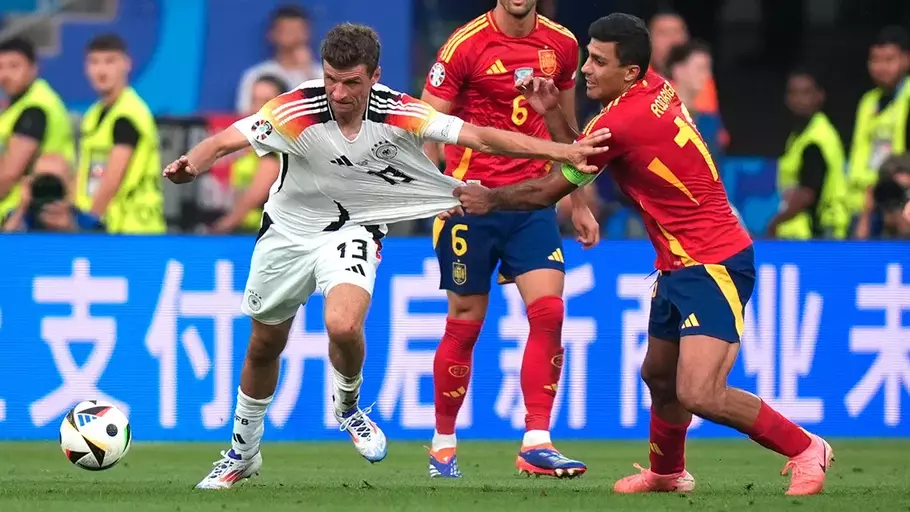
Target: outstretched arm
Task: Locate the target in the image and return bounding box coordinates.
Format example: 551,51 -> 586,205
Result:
489,168 -> 577,209
455,122 -> 608,172
409,90 -> 609,172
164,126 -> 251,183
187,126 -> 251,174
455,164 -> 598,213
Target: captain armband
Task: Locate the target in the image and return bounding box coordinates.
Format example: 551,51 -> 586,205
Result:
561,163 -> 599,187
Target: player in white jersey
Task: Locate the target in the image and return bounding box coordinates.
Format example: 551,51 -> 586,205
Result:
163,23 -> 608,490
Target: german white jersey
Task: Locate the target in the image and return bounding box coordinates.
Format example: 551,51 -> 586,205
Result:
232,79 -> 465,237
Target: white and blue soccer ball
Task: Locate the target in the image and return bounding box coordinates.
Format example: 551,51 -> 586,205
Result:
59,400 -> 132,471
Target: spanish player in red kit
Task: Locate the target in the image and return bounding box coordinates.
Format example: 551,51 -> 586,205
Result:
421,0 -> 598,479
453,13 -> 835,495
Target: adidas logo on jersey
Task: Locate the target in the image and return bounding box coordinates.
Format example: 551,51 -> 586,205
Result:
346,264 -> 366,276
547,249 -> 565,263
486,59 -> 507,75
331,155 -> 354,167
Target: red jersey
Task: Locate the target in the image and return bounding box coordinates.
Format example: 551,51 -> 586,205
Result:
582,71 -> 752,270
424,11 -> 579,188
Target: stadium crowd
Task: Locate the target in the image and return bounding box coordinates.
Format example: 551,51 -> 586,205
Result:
0,4 -> 908,238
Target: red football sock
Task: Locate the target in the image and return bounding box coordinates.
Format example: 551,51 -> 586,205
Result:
433,318 -> 482,435
747,401 -> 812,458
521,296 -> 565,432
649,408 -> 690,475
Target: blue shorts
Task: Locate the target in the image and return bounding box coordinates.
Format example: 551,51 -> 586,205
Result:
648,246 -> 756,343
433,208 -> 565,294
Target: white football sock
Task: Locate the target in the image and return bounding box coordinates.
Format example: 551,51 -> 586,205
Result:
431,431 -> 457,452
231,387 -> 272,458
522,429 -> 551,447
332,367 -> 363,417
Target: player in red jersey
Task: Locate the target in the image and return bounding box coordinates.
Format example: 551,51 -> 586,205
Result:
421,0 -> 597,479
453,13 -> 835,496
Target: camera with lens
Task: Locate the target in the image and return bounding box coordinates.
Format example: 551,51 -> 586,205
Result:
875,155 -> 910,209
873,155 -> 910,238
27,173 -> 67,231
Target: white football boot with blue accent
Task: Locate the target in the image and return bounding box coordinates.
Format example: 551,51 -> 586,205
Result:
336,404 -> 388,463
195,449 -> 262,489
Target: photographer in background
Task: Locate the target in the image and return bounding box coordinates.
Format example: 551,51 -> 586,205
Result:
3,154 -> 104,232
0,37 -> 75,218
873,154 -> 910,239
849,26 -> 910,238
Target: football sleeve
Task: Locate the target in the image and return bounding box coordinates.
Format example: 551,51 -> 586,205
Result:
231,91 -> 306,157
554,40 -> 580,91
423,32 -> 471,101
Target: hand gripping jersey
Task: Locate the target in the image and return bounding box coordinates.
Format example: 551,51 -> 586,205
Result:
234,79 -> 466,236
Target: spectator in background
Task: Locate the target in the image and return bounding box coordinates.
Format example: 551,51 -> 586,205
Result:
3,154 -> 104,232
76,34 -> 165,234
850,26 -> 910,239
210,75 -> 286,234
0,37 -> 74,219
767,68 -> 848,239
873,154 -> 910,239
666,40 -> 725,163
235,5 -> 322,113
648,9 -> 688,76
648,11 -> 726,148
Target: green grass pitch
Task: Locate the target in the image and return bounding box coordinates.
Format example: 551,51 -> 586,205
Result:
1,440 -> 908,511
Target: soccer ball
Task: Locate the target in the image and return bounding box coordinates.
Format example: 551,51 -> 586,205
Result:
59,400 -> 132,471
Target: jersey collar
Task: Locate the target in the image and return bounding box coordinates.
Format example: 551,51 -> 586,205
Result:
486,10 -> 539,36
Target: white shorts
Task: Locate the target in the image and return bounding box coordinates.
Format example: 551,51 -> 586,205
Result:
241,222 -> 382,325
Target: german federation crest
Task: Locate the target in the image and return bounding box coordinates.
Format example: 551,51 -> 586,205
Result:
372,140 -> 399,160
251,119 -> 273,141
514,67 -> 534,86
538,49 -> 558,76
247,290 -> 262,312
452,262 -> 467,285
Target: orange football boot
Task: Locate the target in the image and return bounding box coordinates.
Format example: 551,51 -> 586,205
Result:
781,432 -> 834,496
613,463 -> 695,493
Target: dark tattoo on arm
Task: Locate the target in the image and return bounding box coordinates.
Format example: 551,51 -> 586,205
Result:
488,173 -> 576,211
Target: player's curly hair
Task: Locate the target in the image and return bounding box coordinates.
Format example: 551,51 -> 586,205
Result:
321,23 -> 381,74
589,13 -> 651,80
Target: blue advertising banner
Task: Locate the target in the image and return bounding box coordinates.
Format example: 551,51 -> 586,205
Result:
0,236 -> 908,441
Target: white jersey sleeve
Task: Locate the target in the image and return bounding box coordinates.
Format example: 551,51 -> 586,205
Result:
367,89 -> 464,145
232,85 -> 328,157
422,110 -> 464,145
